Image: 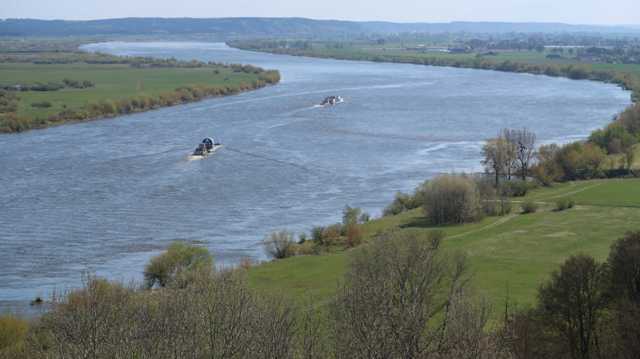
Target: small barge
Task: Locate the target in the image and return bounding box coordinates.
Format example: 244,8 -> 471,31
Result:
320,95 -> 344,106
189,137 -> 222,160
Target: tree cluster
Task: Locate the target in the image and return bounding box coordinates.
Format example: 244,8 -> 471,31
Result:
2,232 -> 513,359
0,79 -> 94,92
482,128 -> 537,186
263,205 -> 371,260
502,232 -> 640,359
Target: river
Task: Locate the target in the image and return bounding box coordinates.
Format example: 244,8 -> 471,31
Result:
0,42 -> 631,314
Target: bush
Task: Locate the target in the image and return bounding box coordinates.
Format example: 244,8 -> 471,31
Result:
534,142 -> 608,182
520,200 -> 538,214
554,198 -> 575,211
321,224 -> 343,246
345,224 -> 363,248
358,212 -> 370,223
383,191 -> 421,216
143,241 -> 213,288
501,180 -> 534,197
263,230 -> 296,259
30,101 -> 52,108
484,196 -> 513,216
420,175 -> 482,225
293,240 -> 318,256
342,206 -> 361,228
0,315 -> 28,354
533,144 -> 563,185
474,176 -> 512,216
557,142 -> 607,180
310,226 -> 325,243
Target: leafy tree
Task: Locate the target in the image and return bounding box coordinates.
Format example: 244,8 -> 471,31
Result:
607,231 -> 640,303
482,137 -> 513,186
606,232 -> 640,359
537,255 -> 608,359
383,191 -> 421,216
143,241 -> 213,288
532,144 -> 563,185
420,175 -> 482,225
342,205 -> 361,227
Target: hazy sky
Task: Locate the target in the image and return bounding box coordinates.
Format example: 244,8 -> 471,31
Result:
2,0 -> 638,25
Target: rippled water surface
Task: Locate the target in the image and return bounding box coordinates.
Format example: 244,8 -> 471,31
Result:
0,42 -> 631,312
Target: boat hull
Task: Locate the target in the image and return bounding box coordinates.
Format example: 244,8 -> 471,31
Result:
188,145 -> 223,160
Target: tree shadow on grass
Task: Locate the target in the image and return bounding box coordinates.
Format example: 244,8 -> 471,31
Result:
400,217 -> 439,230
399,216 -> 470,232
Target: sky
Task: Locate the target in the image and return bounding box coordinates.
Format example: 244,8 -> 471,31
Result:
2,0 -> 639,25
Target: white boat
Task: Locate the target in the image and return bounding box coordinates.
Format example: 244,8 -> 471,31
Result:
189,137 -> 222,160
320,95 -> 344,106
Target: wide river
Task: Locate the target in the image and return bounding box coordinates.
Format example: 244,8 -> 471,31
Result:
0,42 -> 631,313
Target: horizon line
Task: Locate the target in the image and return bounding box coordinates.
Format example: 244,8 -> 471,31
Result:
1,16 -> 638,28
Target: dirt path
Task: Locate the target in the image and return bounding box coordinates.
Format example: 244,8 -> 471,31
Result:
542,182 -> 603,201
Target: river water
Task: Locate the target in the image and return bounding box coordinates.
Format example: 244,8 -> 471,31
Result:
0,42 -> 631,313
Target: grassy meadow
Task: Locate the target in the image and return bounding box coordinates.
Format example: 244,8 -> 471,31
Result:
249,178 -> 640,311
0,62 -> 262,120
0,46 -> 280,133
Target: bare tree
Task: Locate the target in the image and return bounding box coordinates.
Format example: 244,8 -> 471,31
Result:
482,137 -> 513,187
31,269 -> 296,358
295,305 -> 329,359
331,230 -> 481,359
503,128 -> 537,180
35,276 -> 141,359
263,230 -> 296,259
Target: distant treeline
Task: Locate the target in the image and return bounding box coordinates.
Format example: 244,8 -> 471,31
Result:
1,79 -> 95,92
0,50 -> 258,69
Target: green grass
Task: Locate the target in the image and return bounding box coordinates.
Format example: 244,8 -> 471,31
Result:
0,62 -> 261,120
248,179 -> 640,311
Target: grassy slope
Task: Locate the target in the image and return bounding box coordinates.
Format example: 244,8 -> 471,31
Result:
249,179 -> 640,311
0,62 -> 261,120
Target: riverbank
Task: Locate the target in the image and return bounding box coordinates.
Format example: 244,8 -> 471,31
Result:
0,47 -> 280,133
228,40 -> 640,103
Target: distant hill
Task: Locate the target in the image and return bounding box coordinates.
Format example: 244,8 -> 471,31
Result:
1,17 -> 639,38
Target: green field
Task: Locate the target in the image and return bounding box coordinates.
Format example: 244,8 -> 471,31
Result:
0,61 -> 278,133
0,62 -> 261,119
248,179 -> 640,311
324,42 -> 640,73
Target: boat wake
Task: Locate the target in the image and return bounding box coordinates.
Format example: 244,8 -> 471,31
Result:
224,146 -> 316,173
180,81 -> 435,115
